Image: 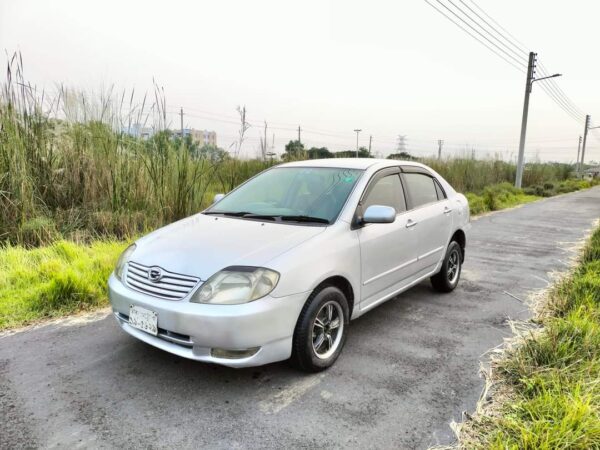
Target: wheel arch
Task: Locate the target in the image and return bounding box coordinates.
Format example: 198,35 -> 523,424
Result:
451,228 -> 466,262
313,275 -> 355,319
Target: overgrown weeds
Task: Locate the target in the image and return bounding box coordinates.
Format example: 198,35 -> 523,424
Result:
459,225 -> 600,449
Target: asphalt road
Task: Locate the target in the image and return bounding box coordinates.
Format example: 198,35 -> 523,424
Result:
2,187 -> 599,450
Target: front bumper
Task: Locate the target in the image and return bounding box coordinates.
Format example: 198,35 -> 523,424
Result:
108,274 -> 309,368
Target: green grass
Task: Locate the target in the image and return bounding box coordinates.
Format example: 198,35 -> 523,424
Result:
464,226 -> 600,449
0,240 -> 127,330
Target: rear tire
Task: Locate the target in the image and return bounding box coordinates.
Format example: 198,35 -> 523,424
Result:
431,241 -> 462,293
291,285 -> 349,372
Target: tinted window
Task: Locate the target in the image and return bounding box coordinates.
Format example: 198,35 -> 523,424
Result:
403,173 -> 439,208
362,174 -> 406,213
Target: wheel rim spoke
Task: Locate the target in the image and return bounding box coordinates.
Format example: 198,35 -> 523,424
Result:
314,333 -> 325,351
329,318 -> 340,330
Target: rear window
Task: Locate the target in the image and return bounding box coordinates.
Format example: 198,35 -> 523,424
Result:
403,173 -> 439,208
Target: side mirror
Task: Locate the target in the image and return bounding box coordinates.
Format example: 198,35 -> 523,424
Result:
362,205 -> 396,224
213,193 -> 225,204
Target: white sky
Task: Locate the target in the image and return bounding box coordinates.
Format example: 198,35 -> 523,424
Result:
1,0 -> 599,162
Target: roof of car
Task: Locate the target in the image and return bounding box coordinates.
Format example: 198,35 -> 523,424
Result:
278,158 -> 423,170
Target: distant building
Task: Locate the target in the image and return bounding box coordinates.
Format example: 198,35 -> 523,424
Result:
173,128 -> 217,147
122,123 -> 155,139
584,166 -> 600,179
122,124 -> 217,147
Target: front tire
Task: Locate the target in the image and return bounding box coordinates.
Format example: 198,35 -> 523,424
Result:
431,241 -> 462,292
291,285 -> 349,372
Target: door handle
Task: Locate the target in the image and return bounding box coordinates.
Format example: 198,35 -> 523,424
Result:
443,207 -> 453,215
406,219 -> 417,228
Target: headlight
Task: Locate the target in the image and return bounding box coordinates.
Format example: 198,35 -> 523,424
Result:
114,244 -> 137,281
191,267 -> 279,305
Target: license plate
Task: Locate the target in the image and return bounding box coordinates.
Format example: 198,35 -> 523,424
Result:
129,305 -> 158,336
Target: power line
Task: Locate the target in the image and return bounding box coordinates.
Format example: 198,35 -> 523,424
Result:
433,0 -> 527,67
426,0 -> 590,129
448,0 -> 528,64
423,0 -> 526,72
458,0 -> 528,57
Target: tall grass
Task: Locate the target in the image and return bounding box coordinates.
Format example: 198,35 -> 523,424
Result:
0,55 -> 270,245
0,54 -> 580,246
424,157 -> 572,194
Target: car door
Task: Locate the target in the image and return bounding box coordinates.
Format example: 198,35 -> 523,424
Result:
357,168 -> 419,309
400,168 -> 453,274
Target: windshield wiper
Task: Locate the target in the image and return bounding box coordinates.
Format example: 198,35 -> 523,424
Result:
278,215 -> 330,224
203,211 -> 277,221
204,211 -> 328,224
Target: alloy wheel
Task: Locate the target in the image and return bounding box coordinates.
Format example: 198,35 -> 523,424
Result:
312,301 -> 344,360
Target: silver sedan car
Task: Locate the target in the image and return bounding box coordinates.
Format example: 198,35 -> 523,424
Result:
108,159 -> 470,371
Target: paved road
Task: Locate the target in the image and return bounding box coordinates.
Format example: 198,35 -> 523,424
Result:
2,187 -> 599,449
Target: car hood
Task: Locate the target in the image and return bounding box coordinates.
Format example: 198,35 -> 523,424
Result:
131,214 -> 326,280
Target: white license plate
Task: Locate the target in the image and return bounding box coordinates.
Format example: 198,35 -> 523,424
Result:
129,305 -> 158,336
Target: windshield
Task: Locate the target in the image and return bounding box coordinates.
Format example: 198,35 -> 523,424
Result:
206,167 -> 363,224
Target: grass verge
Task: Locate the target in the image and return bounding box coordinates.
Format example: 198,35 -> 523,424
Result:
0,240 -> 126,330
458,225 -> 600,449
465,179 -> 598,215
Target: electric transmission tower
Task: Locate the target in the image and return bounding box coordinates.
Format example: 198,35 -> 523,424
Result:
396,135 -> 407,154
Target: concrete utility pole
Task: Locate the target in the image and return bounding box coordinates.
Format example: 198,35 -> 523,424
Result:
515,52 -> 562,188
354,129 -> 362,157
298,126 -> 302,144
576,135 -> 582,175
581,115 -> 590,176
438,139 -> 444,160
180,107 -> 184,141
368,135 -> 373,156
580,116 -> 600,175
515,52 -> 536,189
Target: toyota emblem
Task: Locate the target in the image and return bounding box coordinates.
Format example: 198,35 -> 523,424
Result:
148,267 -> 163,282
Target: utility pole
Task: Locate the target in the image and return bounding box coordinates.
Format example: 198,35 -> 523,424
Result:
438,139 -> 444,160
515,52 -> 562,188
298,126 -> 302,144
515,52 -> 536,189
180,107 -> 184,142
579,115 -> 600,175
576,135 -> 582,175
354,129 -> 362,158
262,121 -> 268,160
368,135 -> 373,156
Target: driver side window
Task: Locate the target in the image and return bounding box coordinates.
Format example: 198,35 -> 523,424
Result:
362,174 -> 406,213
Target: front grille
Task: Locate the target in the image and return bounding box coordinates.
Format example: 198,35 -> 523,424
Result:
126,261 -> 200,300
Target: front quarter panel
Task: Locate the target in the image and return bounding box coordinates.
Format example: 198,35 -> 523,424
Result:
266,223 -> 361,317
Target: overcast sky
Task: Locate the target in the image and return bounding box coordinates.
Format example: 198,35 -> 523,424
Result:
1,0 -> 599,161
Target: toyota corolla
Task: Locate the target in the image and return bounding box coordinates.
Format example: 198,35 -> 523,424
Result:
108,158 -> 470,371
